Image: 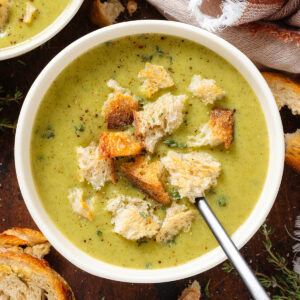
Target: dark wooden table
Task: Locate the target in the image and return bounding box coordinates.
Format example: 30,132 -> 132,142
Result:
0,1 -> 299,299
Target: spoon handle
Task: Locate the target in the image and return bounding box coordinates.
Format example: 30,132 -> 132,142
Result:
195,197 -> 270,300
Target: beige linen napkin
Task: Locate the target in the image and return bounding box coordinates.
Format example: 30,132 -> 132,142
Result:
147,0 -> 300,73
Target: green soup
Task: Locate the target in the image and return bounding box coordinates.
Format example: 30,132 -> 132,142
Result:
31,34 -> 269,269
0,0 -> 70,49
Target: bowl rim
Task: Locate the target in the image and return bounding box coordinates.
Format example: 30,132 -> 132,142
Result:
0,0 -> 84,60
15,20 -> 285,283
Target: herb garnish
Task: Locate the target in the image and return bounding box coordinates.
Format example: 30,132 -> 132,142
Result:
96,230 -> 102,236
139,211 -> 151,219
137,239 -> 148,247
41,125 -> 55,139
141,55 -> 153,62
169,190 -> 181,201
156,46 -> 165,57
145,262 -> 152,269
75,124 -> 85,132
163,139 -> 187,149
169,56 -> 173,64
152,117 -> 155,123
216,196 -> 227,207
105,41 -> 112,46
167,236 -> 176,247
137,96 -> 148,107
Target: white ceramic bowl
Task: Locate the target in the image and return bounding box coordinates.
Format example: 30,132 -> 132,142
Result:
15,20 -> 285,283
0,0 -> 83,60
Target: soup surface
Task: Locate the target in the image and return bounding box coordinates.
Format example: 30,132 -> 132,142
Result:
0,0 -> 70,49
31,34 -> 269,269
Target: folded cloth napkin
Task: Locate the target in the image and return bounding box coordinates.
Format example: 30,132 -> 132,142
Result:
147,0 -> 300,73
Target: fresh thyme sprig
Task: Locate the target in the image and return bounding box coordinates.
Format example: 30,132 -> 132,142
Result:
222,224 -> 300,299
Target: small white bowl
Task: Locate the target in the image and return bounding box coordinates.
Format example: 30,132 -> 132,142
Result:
0,0 -> 83,60
15,20 -> 284,283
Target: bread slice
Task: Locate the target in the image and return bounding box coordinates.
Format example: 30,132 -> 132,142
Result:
77,141 -> 116,191
178,280 -> 201,300
68,187 -> 95,221
106,195 -> 160,240
0,228 -> 50,260
262,72 -> 300,115
161,151 -> 221,202
0,251 -> 74,299
188,74 -> 225,105
0,0 -> 10,29
134,92 -> 187,152
188,108 -> 235,149
285,129 -> 300,173
121,156 -> 170,205
102,80 -> 139,129
138,63 -> 174,98
156,203 -> 196,243
90,0 -> 125,27
98,132 -> 143,158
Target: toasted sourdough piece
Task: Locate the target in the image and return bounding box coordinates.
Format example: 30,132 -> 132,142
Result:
262,72 -> 300,115
77,141 -> 116,190
134,92 -> 187,152
102,79 -> 138,129
156,203 -> 197,243
23,2 -> 38,24
188,108 -> 235,149
285,129 -> 300,173
98,132 -> 143,158
161,151 -> 221,202
106,195 -> 160,240
0,0 -> 10,29
127,0 -> 137,16
178,280 -> 201,300
68,187 -> 95,221
121,156 -> 170,205
0,228 -> 50,260
138,63 -> 174,98
90,0 -> 124,27
0,251 -> 74,299
188,74 -> 225,105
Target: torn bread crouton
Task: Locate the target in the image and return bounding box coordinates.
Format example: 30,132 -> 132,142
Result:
156,203 -> 197,243
106,195 -> 160,240
0,0 -> 10,30
161,151 -> 221,202
121,156 -> 170,205
23,2 -> 38,24
138,63 -> 174,98
102,79 -> 138,129
188,74 -> 225,105
90,0 -> 125,27
134,92 -> 187,152
98,132 -> 143,158
0,250 -> 75,299
188,108 -> 235,149
262,72 -> 300,115
68,187 -> 95,221
127,0 -> 137,16
285,129 -> 300,173
0,228 -> 50,259
77,141 -> 116,190
178,280 -> 201,300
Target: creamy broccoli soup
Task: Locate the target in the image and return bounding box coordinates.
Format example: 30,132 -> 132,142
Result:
31,34 -> 269,269
0,0 -> 70,49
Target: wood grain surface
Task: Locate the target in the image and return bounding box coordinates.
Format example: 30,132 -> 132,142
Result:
0,1 -> 299,299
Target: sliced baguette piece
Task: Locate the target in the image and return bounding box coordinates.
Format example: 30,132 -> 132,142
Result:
156,203 -> 197,243
106,195 -> 160,240
285,129 -> 300,173
90,0 -> 125,27
0,251 -> 74,299
0,0 -> 10,29
77,141 -> 116,191
138,63 -> 174,98
188,108 -> 235,149
262,72 -> 300,115
134,92 -> 187,153
121,156 -> 170,205
178,280 -> 201,300
102,79 -> 138,129
98,132 -> 143,158
127,0 -> 137,16
161,151 -> 221,203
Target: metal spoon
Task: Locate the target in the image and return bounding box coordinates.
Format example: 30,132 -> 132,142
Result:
195,196 -> 270,300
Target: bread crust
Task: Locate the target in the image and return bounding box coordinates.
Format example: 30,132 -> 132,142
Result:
0,251 -> 74,299
3,228 -> 47,246
178,280 -> 201,300
285,129 -> 300,173
121,156 -> 170,205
